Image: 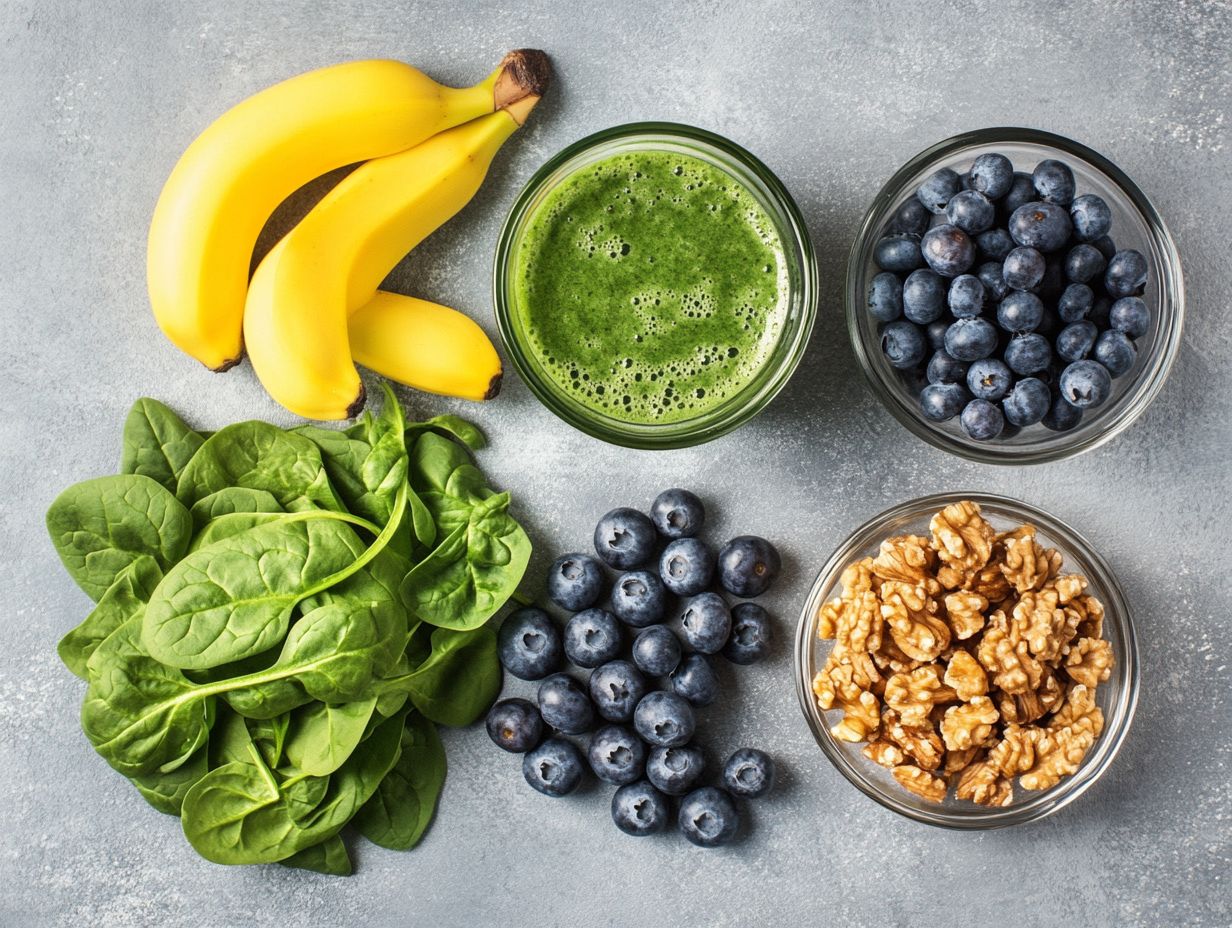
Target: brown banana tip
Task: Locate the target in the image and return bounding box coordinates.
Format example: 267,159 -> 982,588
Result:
345,383 -> 367,419
494,49 -> 552,111
484,371 -> 503,401
211,353 -> 244,373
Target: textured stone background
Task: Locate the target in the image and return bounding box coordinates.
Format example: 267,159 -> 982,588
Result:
1,1 -> 1229,926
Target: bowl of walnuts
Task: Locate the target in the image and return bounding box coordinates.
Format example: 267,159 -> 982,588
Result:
793,493 -> 1138,827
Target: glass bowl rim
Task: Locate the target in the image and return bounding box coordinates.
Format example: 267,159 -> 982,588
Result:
792,490 -> 1140,829
845,126 -> 1185,465
493,120 -> 818,450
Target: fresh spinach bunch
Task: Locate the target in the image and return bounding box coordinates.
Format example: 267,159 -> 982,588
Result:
46,389 -> 528,875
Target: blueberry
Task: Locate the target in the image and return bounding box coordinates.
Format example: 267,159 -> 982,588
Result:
1090,234 -> 1118,261
610,569 -> 668,627
523,737 -> 585,797
874,233 -> 925,273
969,152 -> 1014,199
867,272 -> 904,322
1093,329 -> 1136,377
631,625 -> 682,677
996,291 -> 1044,333
486,698 -> 544,753
723,602 -> 773,665
947,274 -> 986,318
976,227 -> 1015,261
1000,171 -> 1037,220
1059,360 -> 1113,408
564,608 -> 623,668
920,224 -> 975,277
919,382 -> 970,421
944,317 -> 999,362
1032,158 -> 1076,205
960,398 -> 1005,440
498,607 -> 563,680
966,358 -> 1014,400
1088,295 -> 1112,328
723,748 -> 776,799
594,508 -> 657,570
649,488 -> 705,539
1008,201 -> 1073,252
1105,249 -> 1149,297
537,673 -> 596,734
1002,246 -> 1045,291
658,537 -> 715,596
1065,243 -> 1107,284
888,196 -> 933,236
926,349 -> 968,385
1055,319 -> 1095,362
976,261 -> 1009,301
1004,333 -> 1053,375
1109,296 -> 1150,338
945,189 -> 995,234
646,744 -> 706,796
633,691 -> 695,748
1070,193 -> 1112,242
717,535 -> 781,597
902,269 -> 948,324
916,167 -> 961,214
680,592 -> 732,654
1042,394 -> 1084,432
589,660 -> 649,723
587,724 -> 647,785
879,320 -> 928,370
678,787 -> 740,848
671,652 -> 719,707
611,780 -> 670,836
926,319 -> 950,350
1002,377 -> 1052,427
547,552 -> 605,611
1058,283 -> 1094,323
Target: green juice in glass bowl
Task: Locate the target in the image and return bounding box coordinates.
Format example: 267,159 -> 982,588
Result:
495,123 -> 817,448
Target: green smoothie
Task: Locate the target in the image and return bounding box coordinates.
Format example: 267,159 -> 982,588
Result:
513,149 -> 788,424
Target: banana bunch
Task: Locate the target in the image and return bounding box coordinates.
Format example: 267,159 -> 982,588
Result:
147,50 -> 550,417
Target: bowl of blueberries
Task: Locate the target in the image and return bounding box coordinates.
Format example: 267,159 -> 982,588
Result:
848,127 -> 1184,463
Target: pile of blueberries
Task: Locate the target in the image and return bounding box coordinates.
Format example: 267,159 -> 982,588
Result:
868,151 -> 1152,441
486,488 -> 779,847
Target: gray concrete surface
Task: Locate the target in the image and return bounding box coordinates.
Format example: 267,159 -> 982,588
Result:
1,1 -> 1229,926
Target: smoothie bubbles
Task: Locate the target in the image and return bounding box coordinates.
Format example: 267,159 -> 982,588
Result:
496,124 -> 817,448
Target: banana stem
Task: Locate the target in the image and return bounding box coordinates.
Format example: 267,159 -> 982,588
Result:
493,49 -> 551,119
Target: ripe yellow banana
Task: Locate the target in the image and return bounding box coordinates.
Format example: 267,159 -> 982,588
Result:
348,292 -> 502,401
147,52 -> 541,371
243,80 -> 547,419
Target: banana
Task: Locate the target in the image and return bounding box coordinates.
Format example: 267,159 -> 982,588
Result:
147,52 -> 543,371
348,292 -> 502,402
243,79 -> 548,420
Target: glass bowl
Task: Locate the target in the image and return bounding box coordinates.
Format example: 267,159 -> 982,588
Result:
793,492 -> 1139,828
846,128 -> 1184,464
494,122 -> 817,449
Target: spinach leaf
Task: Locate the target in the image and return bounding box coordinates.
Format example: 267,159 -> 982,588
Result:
189,508 -> 380,554
46,474 -> 192,601
176,421 -> 343,513
279,835 -> 351,876
58,555 -> 162,679
120,398 -> 205,493
130,744 -> 210,815
400,492 -> 531,631
386,625 -> 501,727
189,487 -> 285,531
405,415 -> 486,451
181,709 -> 404,865
247,714 -> 290,770
80,617 -> 215,777
353,712 -> 445,850
283,698 -> 377,777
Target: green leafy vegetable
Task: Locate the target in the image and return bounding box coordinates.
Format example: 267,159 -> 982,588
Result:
120,398 -> 205,493
48,394 -> 529,875
46,474 -> 192,600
